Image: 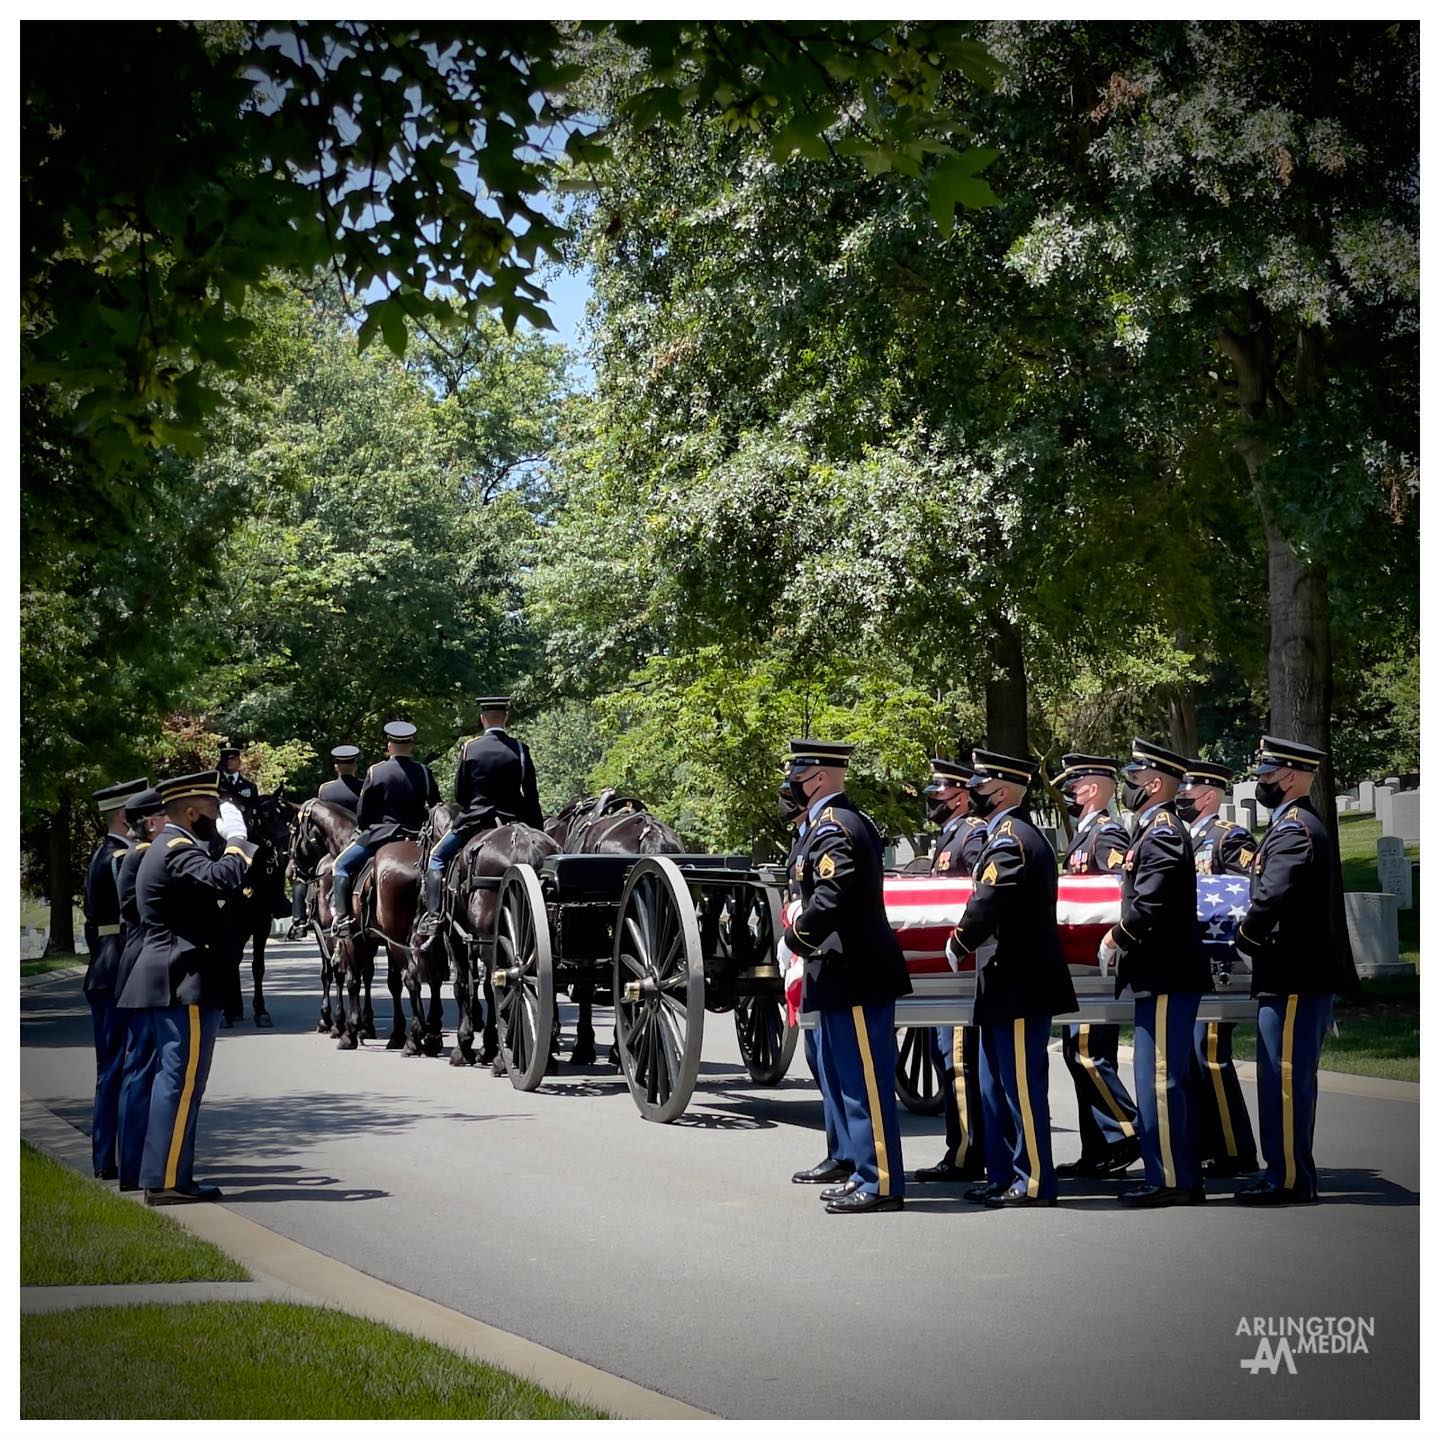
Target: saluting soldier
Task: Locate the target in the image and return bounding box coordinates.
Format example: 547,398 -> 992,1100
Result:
947,750 -> 1077,1208
82,778 -> 148,1179
331,721 -> 441,939
288,744 -> 364,940
1177,759 -> 1259,1179
417,697 -> 543,944
1053,754 -> 1142,1180
1233,736 -> 1341,1205
780,740 -> 910,1214
1098,739 -> 1211,1208
784,770 -> 855,1190
113,787 -> 166,1191
912,757 -> 989,1186
116,771 -> 255,1204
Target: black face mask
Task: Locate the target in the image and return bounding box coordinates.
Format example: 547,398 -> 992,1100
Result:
967,786 -> 998,819
1173,796 -> 1200,824
192,813 -> 219,843
924,796 -> 952,826
777,784 -> 807,825
1256,779 -> 1287,810
1061,788 -> 1084,821
1121,779 -> 1151,813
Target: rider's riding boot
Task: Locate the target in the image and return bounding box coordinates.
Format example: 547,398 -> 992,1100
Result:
416,870 -> 444,945
286,881 -> 309,940
330,870 -> 356,938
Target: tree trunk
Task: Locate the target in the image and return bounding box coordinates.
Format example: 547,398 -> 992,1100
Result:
44,788 -> 76,957
1167,692 -> 1198,757
985,612 -> 1028,756
1265,518 -> 1360,996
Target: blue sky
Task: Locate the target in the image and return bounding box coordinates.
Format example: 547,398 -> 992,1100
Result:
532,262 -> 596,388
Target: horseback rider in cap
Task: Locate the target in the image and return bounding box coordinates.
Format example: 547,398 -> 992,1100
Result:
416,697 -> 543,946
216,742 -> 258,811
287,744 -> 363,940
83,777 -> 148,1179
330,721 -> 440,940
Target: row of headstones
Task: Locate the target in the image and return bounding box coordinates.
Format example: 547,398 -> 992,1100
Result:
19,924 -> 89,961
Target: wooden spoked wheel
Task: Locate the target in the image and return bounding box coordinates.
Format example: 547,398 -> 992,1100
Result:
727,886 -> 797,1085
894,1025 -> 946,1115
493,864 -> 554,1092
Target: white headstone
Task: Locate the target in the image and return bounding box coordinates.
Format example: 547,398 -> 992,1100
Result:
1233,779 -> 1258,808
1358,779 -> 1376,813
1120,810 -> 1138,836
1376,836 -> 1414,909
1375,784 -> 1396,833
1385,776 -> 1401,788
1385,790 -> 1420,846
1220,802 -> 1237,823
1336,795 -> 1355,814
1240,798 -> 1259,834
1345,892 -> 1406,977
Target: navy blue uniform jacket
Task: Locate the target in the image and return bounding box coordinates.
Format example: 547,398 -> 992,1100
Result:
317,774 -> 363,815
952,809 -> 1077,1023
355,756 -> 442,847
1063,811 -> 1130,875
931,813 -> 988,877
117,824 -> 254,1010
1192,814 -> 1256,878
1113,803 -> 1211,997
782,794 -> 911,1012
453,729 -> 544,831
83,833 -> 131,997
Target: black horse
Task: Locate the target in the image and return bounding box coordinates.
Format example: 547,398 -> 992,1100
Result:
221,787 -> 292,1028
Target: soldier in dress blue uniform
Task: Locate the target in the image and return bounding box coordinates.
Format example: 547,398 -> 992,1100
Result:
780,740 -> 910,1214
1233,736 -> 1341,1205
116,772 -> 256,1204
1052,754 -> 1142,1179
288,744 -> 364,939
784,771 -> 855,1189
418,697 -> 544,943
912,758 -> 989,1185
1177,759 -> 1259,1178
82,778 -> 148,1178
1097,738 -> 1212,1208
331,721 -> 441,938
113,787 -> 166,1191
947,750 -> 1077,1208
216,742 -> 258,810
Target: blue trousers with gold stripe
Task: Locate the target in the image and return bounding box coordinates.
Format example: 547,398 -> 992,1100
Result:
1061,1022 -> 1138,1158
817,1003 -> 904,1198
930,1025 -> 985,1170
1133,994 -> 1201,1190
117,1009 -> 158,1189
1256,994 -> 1332,1197
979,1017 -> 1055,1200
88,993 -> 127,1176
804,1027 -> 852,1170
139,1005 -> 222,1192
1191,1020 -> 1258,1167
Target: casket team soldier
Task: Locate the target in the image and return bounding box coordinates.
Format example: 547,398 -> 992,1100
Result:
288,743 -> 363,939
780,740 -> 910,1214
1098,739 -> 1211,1208
783,772 -> 855,1189
1233,736 -> 1341,1205
1053,753 -> 1141,1179
113,787 -> 166,1191
947,750 -> 1077,1208
1177,759 -> 1259,1178
116,771 -> 256,1204
331,721 -> 441,939
912,757 -> 988,1185
82,778 -> 148,1179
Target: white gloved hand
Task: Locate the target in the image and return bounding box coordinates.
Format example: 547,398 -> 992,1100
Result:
944,932 -> 967,973
1097,936 -> 1119,975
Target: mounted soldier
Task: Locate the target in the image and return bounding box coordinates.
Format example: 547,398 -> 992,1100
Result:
330,720 -> 440,940
416,696 -> 543,947
288,743 -> 362,940
216,741 -> 258,814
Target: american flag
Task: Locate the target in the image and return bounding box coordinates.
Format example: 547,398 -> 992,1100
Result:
1196,872 -> 1252,985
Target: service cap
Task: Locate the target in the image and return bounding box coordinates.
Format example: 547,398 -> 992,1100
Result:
157,771 -> 221,804
1255,736 -> 1326,775
1055,753 -> 1120,787
330,744 -> 361,761
124,787 -> 165,824
1125,737 -> 1188,781
923,757 -> 975,795
475,696 -> 511,710
969,749 -> 1036,786
93,779 -> 148,814
785,738 -> 854,772
1181,759 -> 1233,788
384,720 -> 418,742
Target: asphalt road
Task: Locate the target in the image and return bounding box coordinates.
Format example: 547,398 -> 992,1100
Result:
21,942 -> 1419,1419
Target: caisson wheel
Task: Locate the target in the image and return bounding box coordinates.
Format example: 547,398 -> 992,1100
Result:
492,864 -> 554,1092
894,1025 -> 946,1115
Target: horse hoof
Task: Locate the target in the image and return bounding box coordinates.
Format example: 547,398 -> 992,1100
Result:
449,1048 -> 475,1067
606,1043 -> 622,1071
329,1026 -> 344,1040
315,1017 -> 331,1034
479,1047 -> 499,1067
402,1041 -> 419,1057
337,1035 -> 358,1051
569,1044 -> 597,1067
386,1033 -> 406,1051
490,1057 -> 508,1077
254,1011 -> 274,1029
362,1024 -> 377,1040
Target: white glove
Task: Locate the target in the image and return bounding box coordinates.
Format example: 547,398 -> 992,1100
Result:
944,932 -> 967,973
1097,936 -> 1119,975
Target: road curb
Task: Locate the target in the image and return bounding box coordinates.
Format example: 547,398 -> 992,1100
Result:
21,1091 -> 713,1420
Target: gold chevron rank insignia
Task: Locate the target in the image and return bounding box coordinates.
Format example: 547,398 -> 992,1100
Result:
817,853 -> 836,879
982,862 -> 998,885
1107,848 -> 1126,869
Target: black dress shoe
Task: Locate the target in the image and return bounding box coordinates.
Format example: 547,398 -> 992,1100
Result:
119,1181 -> 140,1193
1234,1180 -> 1316,1206
914,1161 -> 973,1184
1203,1156 -> 1259,1179
984,1189 -> 1057,1208
792,1159 -> 851,1186
821,1177 -> 862,1202
965,1181 -> 1006,1203
826,1190 -> 903,1214
1055,1156 -> 1107,1178
94,1168 -> 119,1182
1102,1138 -> 1143,1173
1118,1183 -> 1205,1208
145,1187 -> 214,1206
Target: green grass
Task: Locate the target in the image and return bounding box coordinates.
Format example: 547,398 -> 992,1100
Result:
21,1142 -> 247,1285
21,954 -> 85,976
21,1302 -> 609,1419
1335,813 -> 1419,967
